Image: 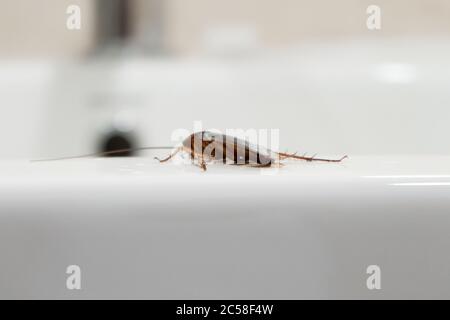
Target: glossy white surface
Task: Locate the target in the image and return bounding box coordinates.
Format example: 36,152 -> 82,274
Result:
1,156 -> 450,299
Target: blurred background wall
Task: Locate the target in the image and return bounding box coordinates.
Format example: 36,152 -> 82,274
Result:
3,0 -> 450,57
0,0 -> 96,57
0,0 -> 450,158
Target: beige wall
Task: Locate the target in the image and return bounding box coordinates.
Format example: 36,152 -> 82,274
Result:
1,0 -> 450,57
164,0 -> 450,54
0,0 -> 96,57
129,0 -> 165,50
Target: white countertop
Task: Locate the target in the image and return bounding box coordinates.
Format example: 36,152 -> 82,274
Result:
1,156 -> 450,299
3,155 -> 450,187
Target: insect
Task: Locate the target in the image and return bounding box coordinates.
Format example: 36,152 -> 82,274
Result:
33,131 -> 347,171
154,131 -> 347,171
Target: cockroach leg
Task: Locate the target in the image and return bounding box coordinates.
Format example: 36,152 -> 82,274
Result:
199,150 -> 207,171
278,151 -> 297,160
193,154 -> 207,171
277,152 -> 348,163
154,147 -> 182,163
188,150 -> 207,171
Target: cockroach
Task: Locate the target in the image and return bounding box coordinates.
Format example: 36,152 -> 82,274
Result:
154,131 -> 347,170
33,131 -> 347,171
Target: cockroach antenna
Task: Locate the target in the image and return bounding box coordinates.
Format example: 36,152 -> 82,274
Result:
31,146 -> 175,162
31,131 -> 348,170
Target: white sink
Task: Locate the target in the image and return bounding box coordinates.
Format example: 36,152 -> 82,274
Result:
1,156 -> 449,299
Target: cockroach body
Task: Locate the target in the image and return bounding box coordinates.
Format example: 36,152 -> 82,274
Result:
155,131 -> 347,171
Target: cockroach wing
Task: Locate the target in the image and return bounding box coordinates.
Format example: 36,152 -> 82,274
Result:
222,134 -> 273,165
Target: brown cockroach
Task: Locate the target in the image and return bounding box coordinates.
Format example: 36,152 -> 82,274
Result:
154,131 -> 347,171
33,131 -> 347,171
